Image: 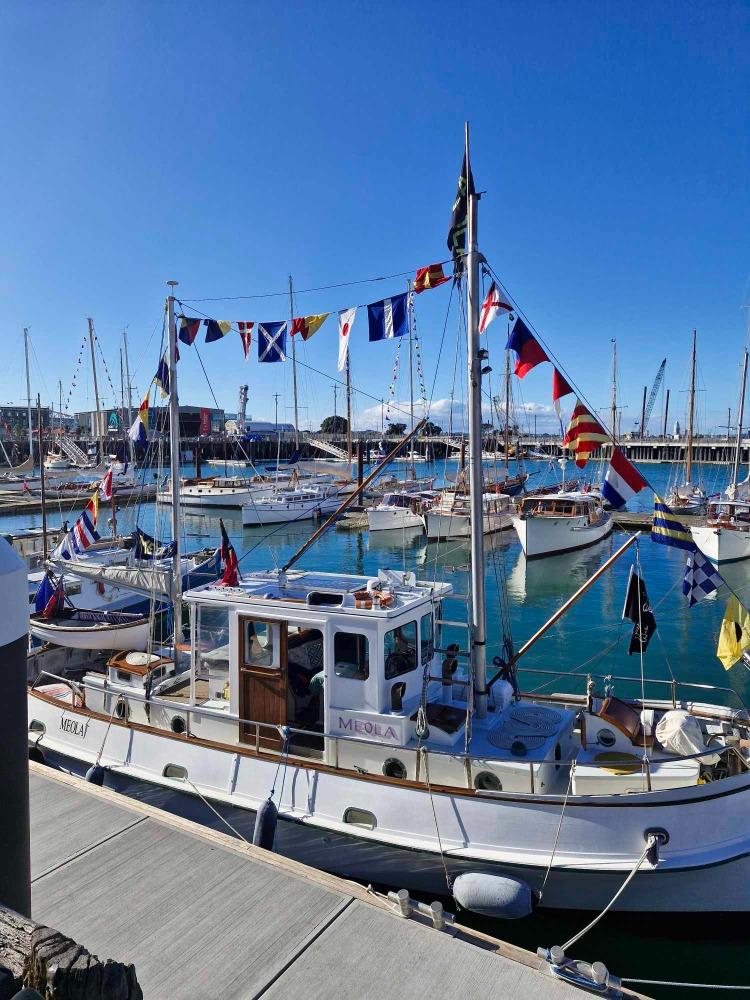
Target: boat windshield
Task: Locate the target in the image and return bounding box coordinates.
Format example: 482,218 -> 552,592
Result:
195,604 -> 231,704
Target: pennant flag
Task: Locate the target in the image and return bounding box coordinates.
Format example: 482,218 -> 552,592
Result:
34,572 -> 56,614
178,316 -> 202,346
622,566 -> 657,655
205,319 -> 233,343
602,449 -> 647,509
652,496 -> 695,550
368,293 -> 408,342
238,322 -> 253,360
290,313 -> 329,341
154,353 -> 170,398
552,369 -> 574,417
506,317 -> 548,378
51,491 -> 101,561
447,151 -> 475,266
338,307 -> 357,372
717,596 -> 750,670
42,578 -> 65,619
99,469 -> 113,501
128,390 -> 149,447
217,518 -> 240,587
258,321 -> 287,363
562,400 -> 609,468
683,548 -> 724,606
414,263 -> 450,294
478,281 -> 512,333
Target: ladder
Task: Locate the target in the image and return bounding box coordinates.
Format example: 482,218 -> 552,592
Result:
304,434 -> 349,461
59,435 -> 92,467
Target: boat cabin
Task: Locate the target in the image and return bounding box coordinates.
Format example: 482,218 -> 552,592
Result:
518,492 -> 603,520
707,500 -> 750,529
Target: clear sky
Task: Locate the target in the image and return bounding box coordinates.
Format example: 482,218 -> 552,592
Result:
1,0 -> 748,436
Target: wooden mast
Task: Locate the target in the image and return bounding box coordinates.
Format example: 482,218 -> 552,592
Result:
288,276 -> 300,450
166,283 -> 182,641
24,329 -> 33,466
686,330 -> 696,485
504,349 -> 510,478
87,318 -> 105,466
731,350 -> 748,493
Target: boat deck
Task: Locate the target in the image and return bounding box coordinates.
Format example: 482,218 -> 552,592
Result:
28,763 -> 639,999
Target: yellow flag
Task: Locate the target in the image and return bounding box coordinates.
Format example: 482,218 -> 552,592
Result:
716,596 -> 750,670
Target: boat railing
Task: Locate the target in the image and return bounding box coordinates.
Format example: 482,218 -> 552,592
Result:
516,666 -> 749,714
30,670 -> 750,794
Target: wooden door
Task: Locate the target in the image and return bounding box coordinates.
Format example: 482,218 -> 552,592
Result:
238,617 -> 287,751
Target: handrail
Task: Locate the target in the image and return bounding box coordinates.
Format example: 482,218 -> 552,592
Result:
30,670 -> 750,778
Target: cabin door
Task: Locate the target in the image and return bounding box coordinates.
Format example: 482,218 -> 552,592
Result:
238,616 -> 287,751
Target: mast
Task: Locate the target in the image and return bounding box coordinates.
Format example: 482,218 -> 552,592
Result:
408,283 -> 416,480
504,350 -> 510,477
288,275 -> 300,449
731,350 -> 748,491
465,123 -> 488,719
87,318 -> 104,465
686,329 -> 697,484
166,283 -> 182,641
345,354 -> 353,467
23,329 -> 33,465
37,395 -> 47,560
123,330 -> 135,464
610,338 -> 617,445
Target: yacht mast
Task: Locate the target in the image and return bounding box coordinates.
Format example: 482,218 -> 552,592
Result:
288,276 -> 300,449
87,318 -> 105,465
465,123 -> 488,719
685,330 -> 697,484
731,349 -> 748,492
23,329 -> 33,464
123,330 -> 135,464
610,338 -> 617,446
166,283 -> 182,641
504,350 -> 510,477
408,284 -> 415,480
345,354 -> 353,466
37,395 -> 48,560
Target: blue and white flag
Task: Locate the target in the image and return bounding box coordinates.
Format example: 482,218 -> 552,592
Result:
258,322 -> 287,363
367,293 -> 408,342
683,548 -> 724,606
34,572 -> 56,613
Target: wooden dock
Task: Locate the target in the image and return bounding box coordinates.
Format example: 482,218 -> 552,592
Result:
27,763 -> 643,999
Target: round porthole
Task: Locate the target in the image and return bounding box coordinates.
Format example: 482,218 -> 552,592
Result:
383,757 -> 407,780
114,698 -> 129,720
171,716 -> 186,735
597,728 -> 617,748
474,770 -> 503,792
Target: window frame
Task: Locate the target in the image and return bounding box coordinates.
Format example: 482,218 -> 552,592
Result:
333,630 -> 370,681
384,620 -> 418,680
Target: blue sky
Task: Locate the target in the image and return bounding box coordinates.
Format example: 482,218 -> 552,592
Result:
1,1 -> 748,436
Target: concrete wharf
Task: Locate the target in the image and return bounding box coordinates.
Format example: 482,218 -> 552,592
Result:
27,763 -> 643,999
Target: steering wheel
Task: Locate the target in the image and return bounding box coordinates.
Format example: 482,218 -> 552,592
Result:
386,651 -> 411,676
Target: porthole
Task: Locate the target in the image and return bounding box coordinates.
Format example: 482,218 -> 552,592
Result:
29,719 -> 46,735
474,770 -> 503,792
163,763 -> 188,780
597,728 -> 617,748
171,715 -> 187,735
114,698 -> 129,720
343,807 -> 376,830
382,757 -> 407,780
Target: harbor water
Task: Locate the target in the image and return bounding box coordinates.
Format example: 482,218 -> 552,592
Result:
8,456 -> 750,997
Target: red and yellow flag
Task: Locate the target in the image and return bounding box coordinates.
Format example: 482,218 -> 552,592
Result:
562,399 -> 609,468
414,263 -> 450,294
290,313 -> 329,341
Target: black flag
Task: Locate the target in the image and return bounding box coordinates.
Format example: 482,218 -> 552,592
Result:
447,152 -> 475,268
622,567 -> 657,655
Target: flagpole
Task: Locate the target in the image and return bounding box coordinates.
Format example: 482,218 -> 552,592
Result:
166,282 -> 182,642
289,275 -> 300,450
87,318 -> 105,467
465,121 -> 488,719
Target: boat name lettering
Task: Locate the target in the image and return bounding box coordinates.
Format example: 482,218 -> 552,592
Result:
60,715 -> 89,738
337,716 -> 397,739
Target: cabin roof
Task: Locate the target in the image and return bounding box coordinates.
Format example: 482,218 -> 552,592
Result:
184,569 -> 451,617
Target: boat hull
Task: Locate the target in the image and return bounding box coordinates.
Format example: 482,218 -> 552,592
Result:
367,507 -> 425,532
425,508 -> 514,541
28,699 -> 750,914
690,524 -> 750,564
242,498 -> 339,526
29,617 -> 150,651
513,512 -> 613,558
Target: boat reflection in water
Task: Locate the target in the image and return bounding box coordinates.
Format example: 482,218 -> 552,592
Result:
506,536 -> 614,603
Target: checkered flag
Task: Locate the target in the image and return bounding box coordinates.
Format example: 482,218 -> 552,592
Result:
683,548 -> 725,606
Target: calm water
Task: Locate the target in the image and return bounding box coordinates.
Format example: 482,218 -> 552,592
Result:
9,457 -> 750,996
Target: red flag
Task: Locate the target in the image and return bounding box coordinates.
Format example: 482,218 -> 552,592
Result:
552,369 -> 574,417
414,263 -> 450,294
99,469 -> 113,501
562,399 -> 609,468
217,518 -> 240,587
238,322 -> 253,360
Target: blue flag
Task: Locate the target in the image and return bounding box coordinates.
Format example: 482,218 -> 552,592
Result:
367,293 -> 408,342
683,549 -> 724,606
652,496 -> 694,550
34,572 -> 55,614
258,322 -> 287,362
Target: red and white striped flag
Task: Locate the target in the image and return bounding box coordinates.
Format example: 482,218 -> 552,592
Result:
562,399 -> 609,468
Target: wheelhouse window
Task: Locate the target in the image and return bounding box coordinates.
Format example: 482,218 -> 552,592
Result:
384,621 -> 417,679
334,632 -> 370,680
242,620 -> 279,669
196,605 -> 231,701
420,612 -> 434,665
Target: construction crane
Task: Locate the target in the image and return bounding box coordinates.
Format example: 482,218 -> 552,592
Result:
639,358 -> 666,438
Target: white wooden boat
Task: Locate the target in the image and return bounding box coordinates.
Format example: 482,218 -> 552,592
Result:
691,500 -> 750,563
158,475 -> 276,508
513,491 -> 612,558
425,490 -> 514,540
367,490 -> 439,532
29,608 -> 150,650
43,449 -> 72,470
242,487 -> 341,526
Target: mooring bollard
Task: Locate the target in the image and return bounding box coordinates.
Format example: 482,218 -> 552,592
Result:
0,537 -> 31,917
